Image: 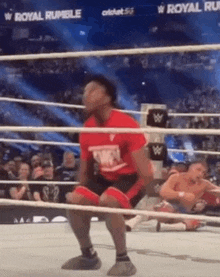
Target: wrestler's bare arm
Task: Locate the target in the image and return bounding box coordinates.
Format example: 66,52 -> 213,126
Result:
159,174 -> 180,200
78,158 -> 94,186
131,146 -> 154,186
204,179 -> 220,196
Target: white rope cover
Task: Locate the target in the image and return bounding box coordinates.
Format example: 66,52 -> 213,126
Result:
1,44 -> 220,61
1,198 -> 220,224
0,126 -> 220,135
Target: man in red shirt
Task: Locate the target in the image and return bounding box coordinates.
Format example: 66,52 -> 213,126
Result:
62,75 -> 153,276
155,160 -> 220,232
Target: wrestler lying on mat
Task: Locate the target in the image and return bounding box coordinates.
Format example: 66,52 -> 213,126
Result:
155,160 -> 220,232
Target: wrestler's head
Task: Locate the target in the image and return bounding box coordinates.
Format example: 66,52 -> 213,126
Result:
168,162 -> 188,177
187,160 -> 208,182
83,75 -> 116,114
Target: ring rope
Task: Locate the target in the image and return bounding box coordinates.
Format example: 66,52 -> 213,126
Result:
0,97 -> 85,110
169,113 -> 220,117
0,97 -> 145,115
1,198 -> 220,224
0,180 -> 78,185
0,126 -> 220,135
0,138 -> 79,147
168,149 -> 220,156
0,44 -> 220,61
1,138 -> 219,156
1,97 -> 220,117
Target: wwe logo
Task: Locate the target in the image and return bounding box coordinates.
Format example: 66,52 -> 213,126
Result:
153,113 -> 164,123
158,5 -> 165,14
152,145 -> 163,155
4,13 -> 13,21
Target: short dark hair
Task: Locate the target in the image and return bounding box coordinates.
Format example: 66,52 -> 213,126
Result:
42,160 -> 53,168
188,159 -> 208,171
84,74 -> 117,105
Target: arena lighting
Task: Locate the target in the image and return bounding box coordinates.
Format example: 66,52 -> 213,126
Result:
183,140 -> 195,159
14,77 -> 81,127
0,101 -> 79,153
165,135 -> 185,163
30,1 -> 139,116
0,69 -> 79,153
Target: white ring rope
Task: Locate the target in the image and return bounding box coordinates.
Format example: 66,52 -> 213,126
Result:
1,44 -> 220,61
1,138 -> 219,156
0,180 -> 78,185
0,198 -> 220,224
0,97 -> 85,110
168,149 -> 220,156
0,138 -> 79,147
169,113 -> 220,117
1,97 -> 220,117
0,126 -> 220,135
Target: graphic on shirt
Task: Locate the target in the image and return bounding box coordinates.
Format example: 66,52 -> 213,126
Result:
42,184 -> 59,202
88,145 -> 127,172
109,133 -> 116,141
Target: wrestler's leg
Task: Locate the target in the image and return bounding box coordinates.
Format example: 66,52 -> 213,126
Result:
125,195 -> 160,231
154,201 -> 203,232
66,189 -> 95,250
62,186 -> 101,270
99,192 -> 127,256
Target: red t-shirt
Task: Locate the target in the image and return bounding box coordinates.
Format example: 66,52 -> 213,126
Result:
80,110 -> 147,181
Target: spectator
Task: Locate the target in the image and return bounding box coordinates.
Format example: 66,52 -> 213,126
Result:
4,160 -> 17,180
0,159 -> 9,199
9,163 -> 32,201
32,160 -> 59,203
209,161 -> 220,186
9,162 -> 33,223
55,151 -> 78,203
31,154 -> 43,180
55,151 -> 78,182
14,156 -> 23,178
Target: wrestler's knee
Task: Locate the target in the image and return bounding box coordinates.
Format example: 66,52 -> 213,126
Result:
66,186 -> 99,206
153,200 -> 176,223
100,187 -> 131,209
99,193 -> 121,208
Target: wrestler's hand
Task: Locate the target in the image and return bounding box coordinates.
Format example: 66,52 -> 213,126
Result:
66,192 -> 74,204
192,199 -> 207,212
178,192 -> 195,204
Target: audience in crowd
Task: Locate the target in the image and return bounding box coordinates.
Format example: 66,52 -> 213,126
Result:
31,154 -> 43,180
9,163 -> 32,201
32,160 -> 60,203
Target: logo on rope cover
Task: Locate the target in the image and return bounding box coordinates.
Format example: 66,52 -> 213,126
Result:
153,113 -> 164,123
147,109 -> 168,127
148,143 -> 167,161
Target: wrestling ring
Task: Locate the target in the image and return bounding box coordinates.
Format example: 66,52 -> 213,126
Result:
1,44 -> 220,277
